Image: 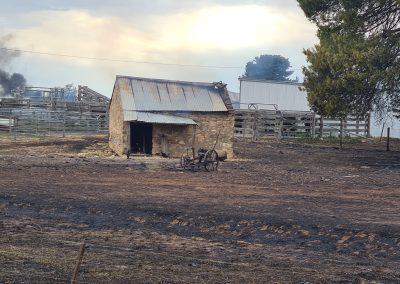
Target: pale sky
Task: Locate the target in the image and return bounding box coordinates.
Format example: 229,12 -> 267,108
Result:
0,0 -> 318,96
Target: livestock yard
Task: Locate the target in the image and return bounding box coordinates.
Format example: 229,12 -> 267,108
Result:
0,135 -> 399,283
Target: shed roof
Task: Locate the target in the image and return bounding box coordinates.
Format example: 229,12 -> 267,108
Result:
123,111 -> 197,125
239,78 -> 303,87
114,76 -> 231,121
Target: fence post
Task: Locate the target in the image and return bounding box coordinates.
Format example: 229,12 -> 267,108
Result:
243,111 -> 247,138
13,117 -> 17,141
355,117 -> 360,136
278,111 -> 283,139
56,113 -> 59,134
36,113 -> 39,136
97,115 -> 101,133
9,117 -> 12,138
319,116 -> 324,138
48,112 -> 51,136
367,113 -> 371,137
80,113 -> 82,133
253,110 -> 258,141
340,118 -> 344,149
62,115 -> 66,138
311,113 -> 316,138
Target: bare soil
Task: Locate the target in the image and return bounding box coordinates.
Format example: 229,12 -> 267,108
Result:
0,135 -> 399,283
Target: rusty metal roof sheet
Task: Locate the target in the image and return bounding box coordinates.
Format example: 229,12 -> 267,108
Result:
116,76 -> 229,117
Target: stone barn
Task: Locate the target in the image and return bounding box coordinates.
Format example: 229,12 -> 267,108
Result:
109,76 -> 234,158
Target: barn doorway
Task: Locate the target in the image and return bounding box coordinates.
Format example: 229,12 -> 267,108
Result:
130,122 -> 153,155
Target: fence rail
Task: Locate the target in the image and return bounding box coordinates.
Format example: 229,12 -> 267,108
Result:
0,108 -> 108,138
234,109 -> 370,140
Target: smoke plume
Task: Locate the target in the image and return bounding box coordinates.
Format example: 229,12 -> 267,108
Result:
0,34 -> 27,96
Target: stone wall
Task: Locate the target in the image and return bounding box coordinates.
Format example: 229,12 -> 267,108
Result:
108,85 -> 130,156
152,124 -> 193,157
152,112 -> 234,159
191,112 -> 235,159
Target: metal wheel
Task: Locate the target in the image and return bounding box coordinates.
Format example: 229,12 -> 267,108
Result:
180,153 -> 191,170
204,150 -> 219,172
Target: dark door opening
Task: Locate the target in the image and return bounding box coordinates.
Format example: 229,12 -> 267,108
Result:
130,122 -> 153,155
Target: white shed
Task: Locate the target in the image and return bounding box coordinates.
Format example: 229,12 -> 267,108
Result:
240,79 -> 308,111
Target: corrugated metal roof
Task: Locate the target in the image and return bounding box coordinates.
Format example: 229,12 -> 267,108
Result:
123,111 -> 196,125
118,77 -> 137,121
117,76 -> 229,118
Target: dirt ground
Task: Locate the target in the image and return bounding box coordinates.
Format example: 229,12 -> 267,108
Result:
0,135 -> 399,283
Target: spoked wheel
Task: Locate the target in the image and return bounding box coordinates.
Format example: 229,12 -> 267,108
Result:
204,150 -> 219,172
180,154 -> 191,170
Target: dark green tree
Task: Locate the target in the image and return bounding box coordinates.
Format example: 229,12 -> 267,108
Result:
303,32 -> 395,117
298,0 -> 400,36
242,54 -> 294,81
298,0 -> 400,119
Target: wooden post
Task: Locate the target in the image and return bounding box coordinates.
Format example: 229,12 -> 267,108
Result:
340,118 -> 344,149
311,113 -> 316,139
387,127 -> 391,152
36,113 -> 39,136
278,111 -> 283,139
62,116 -> 66,138
253,109 -> 258,141
243,112 -> 247,138
55,113 -> 59,134
13,117 -> 17,141
319,116 -> 324,138
355,117 -> 359,135
9,117 -> 12,138
48,112 -> 51,136
71,241 -> 86,284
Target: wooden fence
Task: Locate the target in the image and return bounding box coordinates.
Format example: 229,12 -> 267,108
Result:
234,109 -> 370,140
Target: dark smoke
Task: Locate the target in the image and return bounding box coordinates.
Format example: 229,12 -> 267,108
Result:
0,71 -> 26,95
0,34 -> 27,96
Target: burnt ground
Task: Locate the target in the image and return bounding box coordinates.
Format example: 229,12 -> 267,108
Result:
0,135 -> 399,283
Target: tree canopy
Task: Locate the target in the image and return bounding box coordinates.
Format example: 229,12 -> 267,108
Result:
298,0 -> 400,36
242,54 -> 294,81
298,0 -> 400,118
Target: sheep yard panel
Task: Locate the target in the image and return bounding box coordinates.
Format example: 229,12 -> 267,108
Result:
0,108 -> 108,137
0,89 -> 109,138
234,109 -> 370,140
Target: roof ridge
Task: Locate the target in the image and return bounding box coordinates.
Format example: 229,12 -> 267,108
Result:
240,78 -> 303,86
116,75 -> 222,87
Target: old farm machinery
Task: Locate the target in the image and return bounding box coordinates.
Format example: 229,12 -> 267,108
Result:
180,148 -> 219,172
180,131 -> 220,172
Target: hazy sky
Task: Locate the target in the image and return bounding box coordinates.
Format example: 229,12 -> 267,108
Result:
0,0 -> 318,96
